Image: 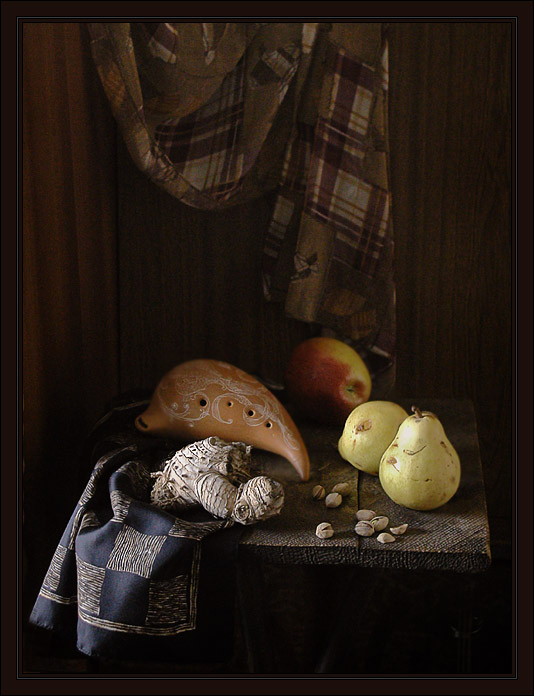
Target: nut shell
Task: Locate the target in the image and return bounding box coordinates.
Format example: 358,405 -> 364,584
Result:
325,492 -> 342,508
355,520 -> 375,536
390,523 -> 408,535
370,516 -> 389,532
316,522 -> 334,539
332,482 -> 351,496
312,485 -> 326,500
356,509 -> 376,521
377,532 -> 396,543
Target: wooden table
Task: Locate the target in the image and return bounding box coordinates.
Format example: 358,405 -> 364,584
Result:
240,398 -> 490,571
235,398 -> 491,672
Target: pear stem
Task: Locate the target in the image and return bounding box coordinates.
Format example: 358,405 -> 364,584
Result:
411,405 -> 423,419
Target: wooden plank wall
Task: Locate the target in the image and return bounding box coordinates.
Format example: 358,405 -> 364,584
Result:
116,163 -> 313,393
116,22 -> 512,553
387,22 -> 512,553
22,22 -> 120,614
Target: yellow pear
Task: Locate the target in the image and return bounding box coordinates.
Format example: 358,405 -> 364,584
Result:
338,401 -> 409,475
379,406 -> 461,510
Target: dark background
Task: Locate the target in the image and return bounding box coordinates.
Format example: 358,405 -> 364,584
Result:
21,21 -> 513,675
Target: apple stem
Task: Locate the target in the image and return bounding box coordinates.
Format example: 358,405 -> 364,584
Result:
411,405 -> 423,419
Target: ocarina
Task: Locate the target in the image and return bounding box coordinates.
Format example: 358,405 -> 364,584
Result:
135,359 -> 310,481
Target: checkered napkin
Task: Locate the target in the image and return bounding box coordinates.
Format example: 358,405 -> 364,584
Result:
29,397 -> 244,663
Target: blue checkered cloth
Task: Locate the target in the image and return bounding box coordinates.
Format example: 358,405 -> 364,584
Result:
29,396 -> 244,663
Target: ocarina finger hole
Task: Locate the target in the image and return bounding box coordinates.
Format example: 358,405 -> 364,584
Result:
265,422 -> 272,428
200,399 -> 207,407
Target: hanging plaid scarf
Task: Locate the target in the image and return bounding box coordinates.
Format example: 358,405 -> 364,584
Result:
263,25 -> 395,373
88,21 -> 395,371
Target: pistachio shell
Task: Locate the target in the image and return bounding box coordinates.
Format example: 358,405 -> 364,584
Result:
370,515 -> 389,532
377,532 -> 396,543
332,482 -> 352,496
355,520 -> 375,537
355,509 -> 376,521
316,522 -> 334,539
390,523 -> 408,535
312,485 -> 326,500
325,492 -> 342,508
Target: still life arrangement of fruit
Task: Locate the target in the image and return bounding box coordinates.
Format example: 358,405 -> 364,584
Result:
136,335 -> 461,529
284,335 -> 461,512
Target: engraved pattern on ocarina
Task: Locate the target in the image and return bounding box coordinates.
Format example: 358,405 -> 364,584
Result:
135,360 -> 310,481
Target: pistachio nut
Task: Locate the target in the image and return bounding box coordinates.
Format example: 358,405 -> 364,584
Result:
325,492 -> 343,508
377,532 -> 396,543
370,516 -> 389,532
355,509 -> 376,521
312,485 -> 326,500
316,522 -> 334,539
355,520 -> 375,537
332,482 -> 351,496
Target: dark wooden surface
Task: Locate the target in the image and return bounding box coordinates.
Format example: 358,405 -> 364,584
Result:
240,398 -> 491,573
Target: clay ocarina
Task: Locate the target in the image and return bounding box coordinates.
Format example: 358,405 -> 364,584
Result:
135,359 -> 310,481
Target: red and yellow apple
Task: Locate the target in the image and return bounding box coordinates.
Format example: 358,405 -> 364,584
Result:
284,337 -> 372,426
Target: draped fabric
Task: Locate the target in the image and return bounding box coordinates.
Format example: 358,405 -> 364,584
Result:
29,395 -> 244,663
263,25 -> 396,372
88,21 -> 395,372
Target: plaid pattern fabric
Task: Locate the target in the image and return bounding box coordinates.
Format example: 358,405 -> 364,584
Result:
137,23 -> 234,66
89,23 -> 395,367
305,47 -> 389,275
276,44 -> 389,280
29,398 -> 243,662
263,195 -> 296,279
155,63 -> 246,201
88,22 -> 303,208
250,44 -> 300,94
281,122 -> 315,193
139,22 -> 181,64
321,178 -> 390,277
262,121 -> 315,292
262,32 -> 395,368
